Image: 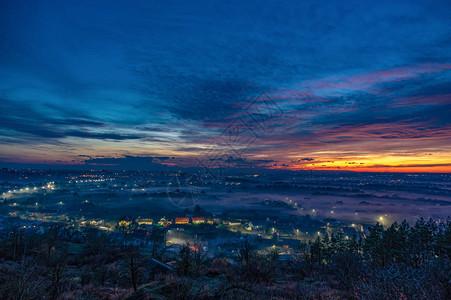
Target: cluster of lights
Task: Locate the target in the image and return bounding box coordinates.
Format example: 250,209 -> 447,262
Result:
75,179 -> 107,183
131,188 -> 148,192
3,184 -> 54,197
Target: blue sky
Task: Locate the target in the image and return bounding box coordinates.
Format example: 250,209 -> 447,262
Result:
1,0 -> 451,171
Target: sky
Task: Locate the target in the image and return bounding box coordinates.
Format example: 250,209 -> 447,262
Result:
0,0 -> 451,172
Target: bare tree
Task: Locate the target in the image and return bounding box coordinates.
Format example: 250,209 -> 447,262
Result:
47,250 -> 68,299
0,258 -> 46,300
121,246 -> 146,292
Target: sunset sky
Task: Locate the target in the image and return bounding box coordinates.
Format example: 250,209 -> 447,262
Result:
1,0 -> 450,172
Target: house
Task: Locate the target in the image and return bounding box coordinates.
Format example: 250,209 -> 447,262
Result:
228,221 -> 241,227
245,221 -> 254,231
136,218 -> 153,225
192,216 -> 205,224
157,217 -> 171,226
175,217 -> 190,225
90,219 -> 103,226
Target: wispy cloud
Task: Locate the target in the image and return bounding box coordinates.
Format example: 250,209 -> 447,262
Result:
0,0 -> 450,171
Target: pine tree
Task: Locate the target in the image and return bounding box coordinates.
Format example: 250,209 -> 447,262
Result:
363,222 -> 384,265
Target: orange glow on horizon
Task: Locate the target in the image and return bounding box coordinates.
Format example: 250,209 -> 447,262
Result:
278,165 -> 451,173
272,152 -> 451,173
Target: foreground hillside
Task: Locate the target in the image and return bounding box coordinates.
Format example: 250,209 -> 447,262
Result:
0,218 -> 450,299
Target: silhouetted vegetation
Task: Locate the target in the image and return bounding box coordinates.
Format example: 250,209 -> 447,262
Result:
0,217 -> 450,299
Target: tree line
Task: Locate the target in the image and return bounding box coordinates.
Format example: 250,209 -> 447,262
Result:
0,217 -> 450,299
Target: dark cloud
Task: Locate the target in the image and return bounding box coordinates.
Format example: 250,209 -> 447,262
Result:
66,131 -> 142,140
83,156 -> 171,170
154,157 -> 170,160
162,78 -> 259,123
0,98 -> 143,141
0,0 -> 450,169
205,156 -> 276,168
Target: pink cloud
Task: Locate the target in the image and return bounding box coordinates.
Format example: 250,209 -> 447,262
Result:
268,63 -> 451,104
